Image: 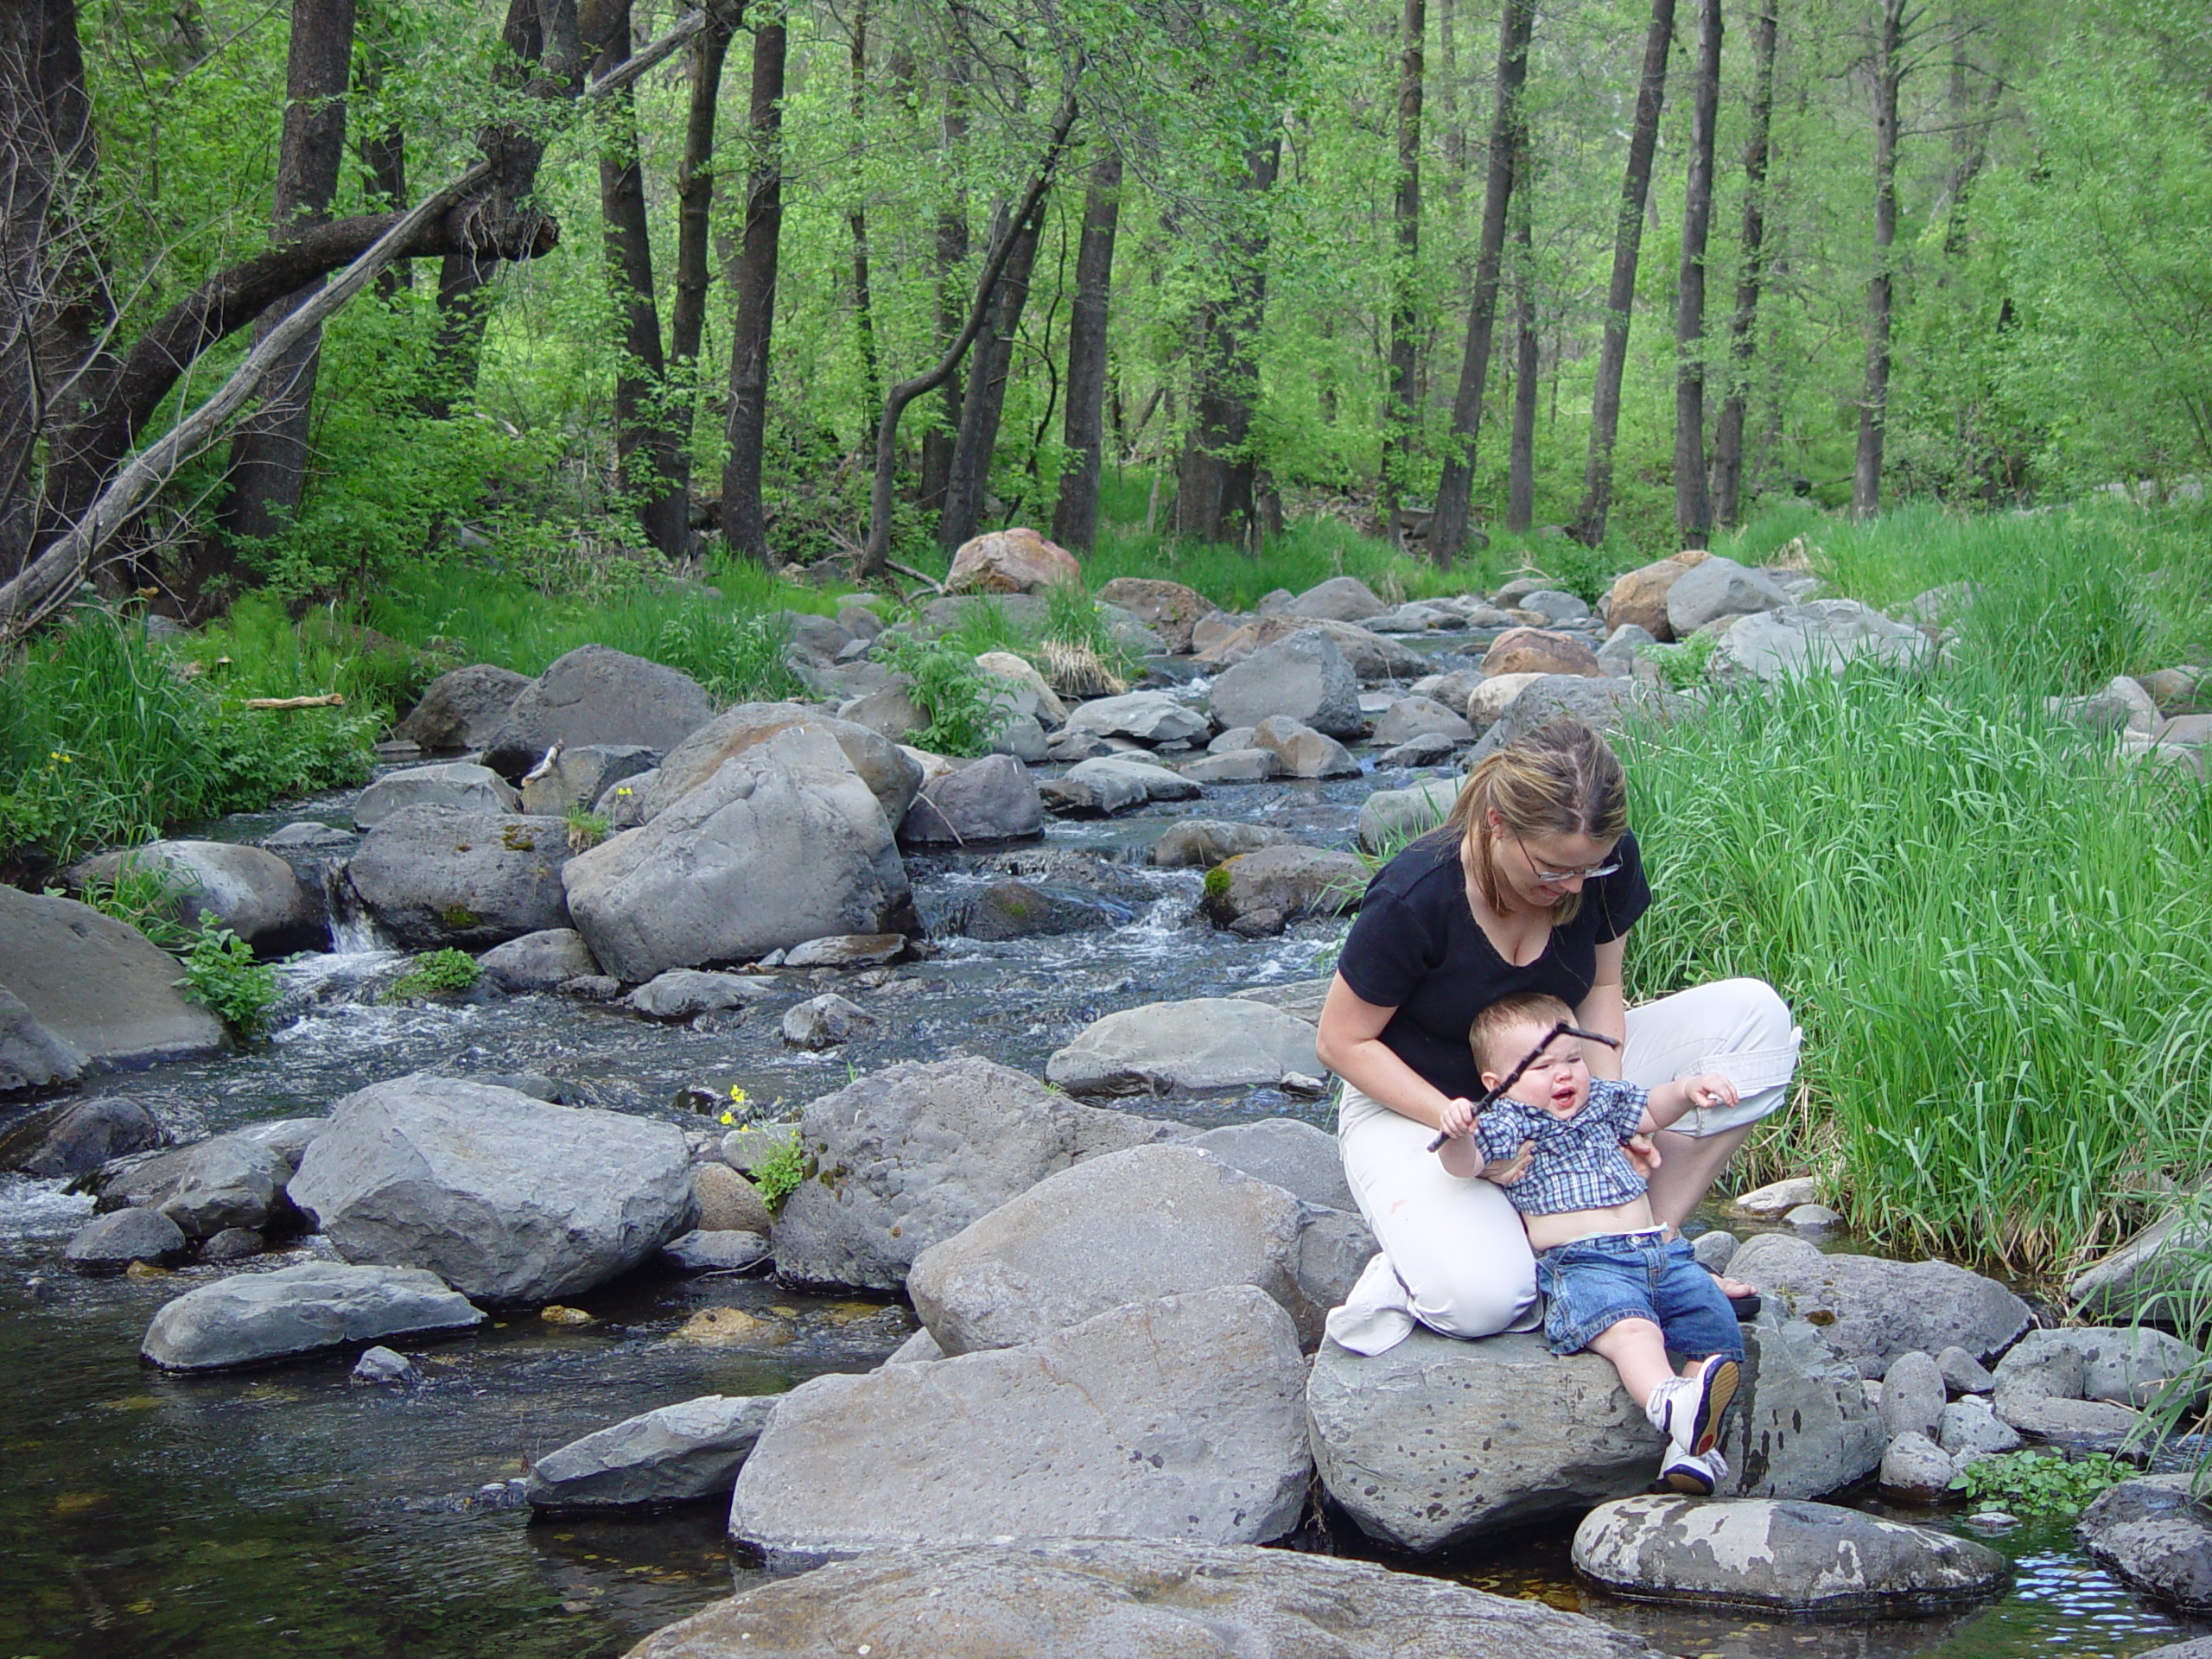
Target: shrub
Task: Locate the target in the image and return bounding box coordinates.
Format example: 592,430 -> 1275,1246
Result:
390,947 -> 482,1000
563,806 -> 609,851
749,1130 -> 810,1212
175,912 -> 278,1039
874,630 -> 1017,757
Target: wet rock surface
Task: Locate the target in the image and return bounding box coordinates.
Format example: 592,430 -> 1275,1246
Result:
524,1393 -> 779,1510
2078,1477 -> 2212,1611
1727,1232 -> 2033,1378
141,1262 -> 485,1370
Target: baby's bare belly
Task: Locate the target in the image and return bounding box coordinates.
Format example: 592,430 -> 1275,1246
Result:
1524,1197 -> 1659,1252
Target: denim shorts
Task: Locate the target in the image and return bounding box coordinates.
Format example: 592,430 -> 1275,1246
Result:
1535,1231 -> 1745,1362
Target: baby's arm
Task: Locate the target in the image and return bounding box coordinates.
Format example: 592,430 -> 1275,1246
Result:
1639,1072 -> 1738,1133
1436,1099 -> 1531,1180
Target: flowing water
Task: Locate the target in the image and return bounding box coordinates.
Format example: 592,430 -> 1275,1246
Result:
5,632 -> 2208,1659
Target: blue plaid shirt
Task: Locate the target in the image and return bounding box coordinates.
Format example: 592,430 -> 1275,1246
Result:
1473,1078 -> 1650,1217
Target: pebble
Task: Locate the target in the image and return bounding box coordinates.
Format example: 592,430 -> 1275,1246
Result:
1787,1203 -> 1842,1230
539,1306 -> 595,1326
352,1345 -> 421,1386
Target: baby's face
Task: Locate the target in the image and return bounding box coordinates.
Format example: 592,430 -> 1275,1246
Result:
1488,1023 -> 1591,1119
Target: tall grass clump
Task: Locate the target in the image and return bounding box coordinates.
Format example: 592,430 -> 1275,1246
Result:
1619,665 -> 2212,1280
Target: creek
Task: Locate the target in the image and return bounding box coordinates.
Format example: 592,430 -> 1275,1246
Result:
4,626 -> 2208,1659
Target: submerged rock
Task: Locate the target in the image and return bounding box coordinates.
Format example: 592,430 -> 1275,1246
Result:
141,1262 -> 484,1370
525,1393 -> 779,1511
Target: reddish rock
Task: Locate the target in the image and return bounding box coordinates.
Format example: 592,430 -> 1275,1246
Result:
1602,550 -> 1711,641
947,528 -> 1082,595
1478,627 -> 1605,678
1096,577 -> 1215,653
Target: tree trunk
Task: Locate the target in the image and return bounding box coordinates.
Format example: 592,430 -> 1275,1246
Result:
1711,0 -> 1777,529
357,0 -> 409,296
668,0 -> 737,374
1570,0 -> 1675,548
1853,0 -> 1904,520
586,0 -> 685,555
918,56 -> 970,518
847,0 -> 880,423
1052,148 -> 1122,552
213,0 -> 356,575
940,195 -> 1047,553
1671,0 -> 1722,546
1428,0 -> 1534,563
1382,0 -> 1424,548
720,5 -> 787,565
1505,191 -> 1538,531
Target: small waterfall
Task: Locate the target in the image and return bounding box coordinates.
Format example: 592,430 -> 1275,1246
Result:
322,861 -> 392,955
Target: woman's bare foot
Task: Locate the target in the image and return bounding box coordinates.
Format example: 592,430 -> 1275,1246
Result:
1713,1274 -> 1755,1300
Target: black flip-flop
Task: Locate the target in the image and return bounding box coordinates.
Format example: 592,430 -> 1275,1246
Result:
1729,1291 -> 1762,1322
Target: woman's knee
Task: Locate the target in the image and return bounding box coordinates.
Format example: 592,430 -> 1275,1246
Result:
1718,976 -> 1795,1046
1408,1262 -> 1538,1340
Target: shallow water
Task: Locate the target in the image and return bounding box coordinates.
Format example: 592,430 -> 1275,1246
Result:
7,635 -> 2209,1658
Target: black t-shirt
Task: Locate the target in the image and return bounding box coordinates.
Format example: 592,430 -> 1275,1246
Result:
1334,829 -> 1651,1103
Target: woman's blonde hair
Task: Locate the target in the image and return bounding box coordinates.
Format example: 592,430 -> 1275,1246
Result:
1439,716 -> 1628,925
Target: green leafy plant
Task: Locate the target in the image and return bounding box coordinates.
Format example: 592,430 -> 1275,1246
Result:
1637,628 -> 1719,690
390,947 -> 482,1000
73,857 -> 194,951
175,912 -> 278,1039
749,1130 -> 811,1212
1951,1450 -> 2132,1518
874,630 -> 1017,757
563,805 -> 609,851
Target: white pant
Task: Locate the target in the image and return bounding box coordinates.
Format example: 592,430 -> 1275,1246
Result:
1329,977 -> 1801,1353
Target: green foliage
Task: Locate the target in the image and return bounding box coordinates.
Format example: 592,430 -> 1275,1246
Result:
874,630 -> 1017,757
1953,1450 -> 2133,1518
390,947 -> 482,1000
1201,864 -> 1232,901
71,858 -> 193,951
748,1131 -> 810,1213
563,806 -> 610,851
1638,629 -> 1719,690
175,912 -> 278,1039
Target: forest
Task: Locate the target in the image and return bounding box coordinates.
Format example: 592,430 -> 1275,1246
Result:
1,0 -> 2206,634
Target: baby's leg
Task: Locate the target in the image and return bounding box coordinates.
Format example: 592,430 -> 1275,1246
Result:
1586,1318 -> 1675,1405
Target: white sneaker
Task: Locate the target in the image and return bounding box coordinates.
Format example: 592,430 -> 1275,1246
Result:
1644,1354 -> 1739,1456
1660,1446 -> 1731,1497
1324,1253 -> 1417,1357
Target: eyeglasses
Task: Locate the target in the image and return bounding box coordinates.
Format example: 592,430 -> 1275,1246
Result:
1513,831 -> 1621,885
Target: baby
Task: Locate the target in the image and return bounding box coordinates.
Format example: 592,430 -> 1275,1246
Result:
1437,991 -> 1746,1495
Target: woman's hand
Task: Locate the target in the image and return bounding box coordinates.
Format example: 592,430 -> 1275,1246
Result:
1480,1140 -> 1535,1185
1622,1132 -> 1662,1178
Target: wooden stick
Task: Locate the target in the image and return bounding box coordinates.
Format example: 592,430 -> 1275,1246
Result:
240,693 -> 346,709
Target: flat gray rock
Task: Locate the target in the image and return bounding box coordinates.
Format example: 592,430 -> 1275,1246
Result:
1573,1496 -> 2009,1614
781,992 -> 873,1049
342,806 -> 575,950
481,645 -> 714,779
1249,715 -> 1362,779
477,927 -> 598,993
352,762 -> 518,830
1046,997 -> 1320,1096
725,1287 -> 1312,1562
1060,690 -> 1211,746
1881,1350 -> 1947,1440
660,1230 -> 771,1273
627,969 -> 769,1020
142,1262 -> 484,1370
636,702 -> 923,830
1711,599 -> 1931,685
1728,1232 -> 2032,1377
524,1393 -> 779,1510
0,887 -> 226,1069
1206,629 -> 1364,738
66,1206 -> 188,1270
289,1076 -> 691,1304
2079,1477 -> 2212,1611
1147,819 -> 1296,868
1373,696 -> 1474,747
1191,1118 -> 1356,1211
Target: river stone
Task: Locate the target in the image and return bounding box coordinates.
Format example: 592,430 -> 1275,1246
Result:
1357,777 -> 1459,852
1599,622 -> 1658,671
200,1226 -> 264,1262
898,753 -> 1043,845
0,887 -> 226,1069
1095,576 -> 1213,652
636,702 -> 924,830
478,927 -> 598,993
1479,627 -> 1604,678
1881,1350 -> 1948,1440
1462,671 -> 1541,730
1938,1395 -> 2022,1459
1602,553 -> 1707,640
1060,690 -> 1210,746
343,805 -> 575,950
1179,747 -> 1274,783
1200,843 -> 1364,935
1148,819 -> 1296,868
392,664 -> 531,752
1376,733 -> 1457,768
353,762 -> 518,830
781,992 -> 874,1049
65,1206 -> 188,1270
1710,600 -> 1932,685
783,933 -> 905,968
1571,1496 -> 2008,1614
1235,616 -> 1435,682
630,1537 -> 1669,1659
1939,1344 -> 1998,1394
908,1143 -> 1313,1352
352,1344 -> 420,1385
834,682 -> 930,744
1206,629 -> 1364,739
1284,574 -> 1388,622
480,645 -> 714,779
525,1393 -> 779,1511
1190,1119 -> 1356,1211
1373,696 -> 1474,747
157,1133 -> 289,1239
0,986 -> 88,1091
1726,1232 -> 2032,1377
142,1262 -> 485,1371
660,1230 -> 772,1272
1729,1175 -> 1820,1216
88,1118 -> 322,1213
2068,1202 -> 2212,1325
1050,754 -> 1202,810
517,743 -> 658,817
1996,1325 -> 2203,1409
1470,675 -> 1682,761
2079,1476 -> 2212,1611
1692,1230 -> 1739,1273
1046,997 -> 1321,1096
0,1095 -> 162,1177
1249,715 -> 1362,778
692,1163 -> 772,1234
726,1286 -> 1311,1561
627,969 -> 771,1020
1726,1311 -> 1888,1499
772,1055 -> 1180,1292
946,525 -> 1081,594
288,1076 -> 692,1304
1666,555 -> 1790,635
563,723 -> 916,982
1879,1430 -> 1958,1498
70,839 -> 324,956
954,878 -> 1114,940
973,650 -> 1069,724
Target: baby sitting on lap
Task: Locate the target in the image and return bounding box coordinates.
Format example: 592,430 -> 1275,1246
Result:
1437,991 -> 1745,1496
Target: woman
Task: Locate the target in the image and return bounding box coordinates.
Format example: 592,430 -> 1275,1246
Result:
1313,715 -> 1801,1354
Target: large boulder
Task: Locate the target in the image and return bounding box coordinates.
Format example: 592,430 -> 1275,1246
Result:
1046,997 -> 1321,1095
476,927 -> 598,992
1728,1233 -> 2032,1378
771,1055 -> 1181,1291
517,743 -> 658,816
0,1095 -> 162,1177
898,753 -> 1042,845
725,1287 -> 1312,1560
342,806 -> 575,950
562,724 -> 916,982
1709,600 -> 1932,684
1285,575 -> 1389,622
351,762 -> 518,830
288,1076 -> 692,1304
0,986 -> 87,1090
69,840 -> 324,955
480,645 -> 715,779
1147,819 -> 1297,868
141,1262 -> 484,1371
391,663 -> 531,753
1059,690 -> 1211,746
1479,627 -> 1604,678
524,1393 -> 779,1510
1665,555 -> 1789,636
1470,675 -> 1684,760
1357,778 -> 1459,852
635,702 -> 924,829
1199,843 -> 1364,933
945,526 -> 1081,594
1095,576 -> 1213,652
1205,630 -> 1363,739
1602,552 -> 1707,640
2078,1476 -> 2212,1611
1190,1118 -> 1357,1211
626,1539 -> 1671,1659
908,1142 -> 1323,1352
0,886 -> 226,1068
1726,1312 -> 1887,1499
1572,1496 -> 2009,1615
1249,715 -> 1361,779
156,1132 -> 289,1238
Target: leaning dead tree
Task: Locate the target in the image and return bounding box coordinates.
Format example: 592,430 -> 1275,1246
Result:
0,3 -> 703,642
